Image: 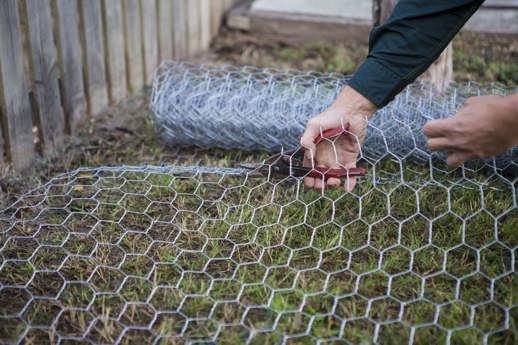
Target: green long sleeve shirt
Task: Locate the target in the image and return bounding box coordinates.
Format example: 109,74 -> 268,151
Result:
348,0 -> 485,108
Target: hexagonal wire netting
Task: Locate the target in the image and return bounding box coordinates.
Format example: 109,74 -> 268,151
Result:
1,62 -> 517,344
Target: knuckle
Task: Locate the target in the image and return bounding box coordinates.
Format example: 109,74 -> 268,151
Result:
306,118 -> 319,129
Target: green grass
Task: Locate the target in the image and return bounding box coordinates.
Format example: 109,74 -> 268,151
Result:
452,32 -> 518,85
1,159 -> 517,344
275,41 -> 363,75
212,31 -> 517,86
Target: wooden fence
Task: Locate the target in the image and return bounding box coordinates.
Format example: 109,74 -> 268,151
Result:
0,0 -> 238,172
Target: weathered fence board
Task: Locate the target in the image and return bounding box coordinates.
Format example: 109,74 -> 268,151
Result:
122,0 -> 144,92
79,0 -> 109,116
21,0 -> 65,157
158,0 -> 174,62
0,0 -> 36,171
141,0 -> 159,85
173,0 -> 188,60
101,0 -> 127,105
200,0 -> 212,50
187,0 -> 202,56
1,0 -> 237,172
53,0 -> 86,133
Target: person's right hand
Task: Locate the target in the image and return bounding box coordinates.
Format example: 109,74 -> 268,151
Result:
299,86 -> 378,193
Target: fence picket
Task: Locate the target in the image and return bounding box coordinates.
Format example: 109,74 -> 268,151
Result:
79,0 -> 109,116
187,0 -> 201,56
102,0 -> 127,105
173,0 -> 188,60
200,0 -> 212,51
141,0 -> 159,85
122,0 -> 144,93
53,0 -> 86,133
157,0 -> 174,62
0,0 -> 36,171
21,0 -> 65,157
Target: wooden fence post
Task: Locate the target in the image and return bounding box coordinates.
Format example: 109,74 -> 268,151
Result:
173,0 -> 188,60
0,0 -> 36,171
79,0 -> 109,116
372,0 -> 452,88
102,0 -> 127,105
122,0 -> 144,93
157,0 -> 174,62
372,0 -> 399,26
21,0 -> 65,157
52,0 -> 86,134
187,0 -> 201,56
141,0 -> 159,85
200,0 -> 212,51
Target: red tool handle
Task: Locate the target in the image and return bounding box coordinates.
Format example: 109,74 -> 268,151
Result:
299,123 -> 351,151
299,123 -> 365,181
315,123 -> 351,145
309,166 -> 366,182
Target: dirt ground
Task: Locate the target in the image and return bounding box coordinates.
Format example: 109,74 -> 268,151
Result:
1,28 -> 517,208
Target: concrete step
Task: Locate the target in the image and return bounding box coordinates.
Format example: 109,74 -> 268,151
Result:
251,0 -> 372,21
227,0 -> 518,41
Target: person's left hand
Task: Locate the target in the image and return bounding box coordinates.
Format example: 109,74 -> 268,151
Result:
424,94 -> 518,167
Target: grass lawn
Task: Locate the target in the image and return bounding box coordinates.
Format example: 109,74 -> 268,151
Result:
1,160 -> 516,344
0,30 -> 517,344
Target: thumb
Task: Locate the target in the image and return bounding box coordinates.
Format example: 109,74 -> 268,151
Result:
300,122 -> 321,161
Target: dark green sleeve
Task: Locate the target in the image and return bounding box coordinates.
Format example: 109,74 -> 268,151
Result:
348,0 -> 484,108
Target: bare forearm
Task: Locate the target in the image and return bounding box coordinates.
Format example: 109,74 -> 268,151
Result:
332,86 -> 379,119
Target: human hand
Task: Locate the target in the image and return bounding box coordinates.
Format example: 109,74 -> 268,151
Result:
299,86 -> 378,192
424,94 -> 518,167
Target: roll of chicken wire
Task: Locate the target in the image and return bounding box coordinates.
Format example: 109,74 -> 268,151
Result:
150,61 -> 518,171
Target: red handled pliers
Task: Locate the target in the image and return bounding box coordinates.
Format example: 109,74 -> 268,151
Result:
238,124 -> 366,181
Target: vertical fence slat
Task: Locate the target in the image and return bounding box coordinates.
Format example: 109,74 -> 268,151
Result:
102,0 -> 127,105
79,0 -> 109,116
53,0 -> 86,133
0,0 -> 36,171
141,0 -> 159,85
187,0 -> 201,56
21,0 -> 65,157
173,0 -> 188,60
200,0 -> 212,51
122,0 -> 144,93
157,0 -> 174,62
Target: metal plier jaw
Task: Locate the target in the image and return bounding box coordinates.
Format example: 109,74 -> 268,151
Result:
239,124 -> 366,181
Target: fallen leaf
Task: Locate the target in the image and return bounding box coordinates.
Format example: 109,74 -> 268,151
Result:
73,185 -> 84,192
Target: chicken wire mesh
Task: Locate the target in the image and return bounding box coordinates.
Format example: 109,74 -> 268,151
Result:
150,61 -> 518,172
1,158 -> 517,344
1,62 -> 517,345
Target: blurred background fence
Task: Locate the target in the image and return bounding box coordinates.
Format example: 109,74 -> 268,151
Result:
0,0 -> 238,173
